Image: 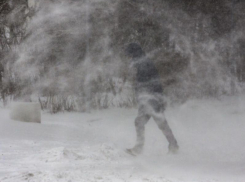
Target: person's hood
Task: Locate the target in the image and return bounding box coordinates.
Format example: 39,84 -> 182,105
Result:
125,43 -> 145,59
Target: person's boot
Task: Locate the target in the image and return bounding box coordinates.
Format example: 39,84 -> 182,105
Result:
168,143 -> 179,154
126,145 -> 143,156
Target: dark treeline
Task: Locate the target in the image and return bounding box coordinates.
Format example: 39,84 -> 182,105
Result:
0,0 -> 245,112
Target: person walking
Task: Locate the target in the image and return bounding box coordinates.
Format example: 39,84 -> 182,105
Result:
125,43 -> 179,155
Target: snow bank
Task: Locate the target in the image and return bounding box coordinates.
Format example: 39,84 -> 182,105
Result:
1,96 -> 245,182
10,102 -> 41,123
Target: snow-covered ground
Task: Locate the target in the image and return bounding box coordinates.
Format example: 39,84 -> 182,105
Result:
1,96 -> 245,182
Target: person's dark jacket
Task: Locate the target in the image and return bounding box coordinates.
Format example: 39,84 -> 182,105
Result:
126,43 -> 163,96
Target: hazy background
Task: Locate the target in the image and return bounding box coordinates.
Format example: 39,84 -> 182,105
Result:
1,0 -> 245,112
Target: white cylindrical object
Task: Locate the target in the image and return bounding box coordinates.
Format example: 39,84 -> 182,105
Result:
10,102 -> 41,123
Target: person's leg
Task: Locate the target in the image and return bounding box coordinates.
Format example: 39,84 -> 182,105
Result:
152,113 -> 179,153
149,98 -> 179,154
127,106 -> 150,155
